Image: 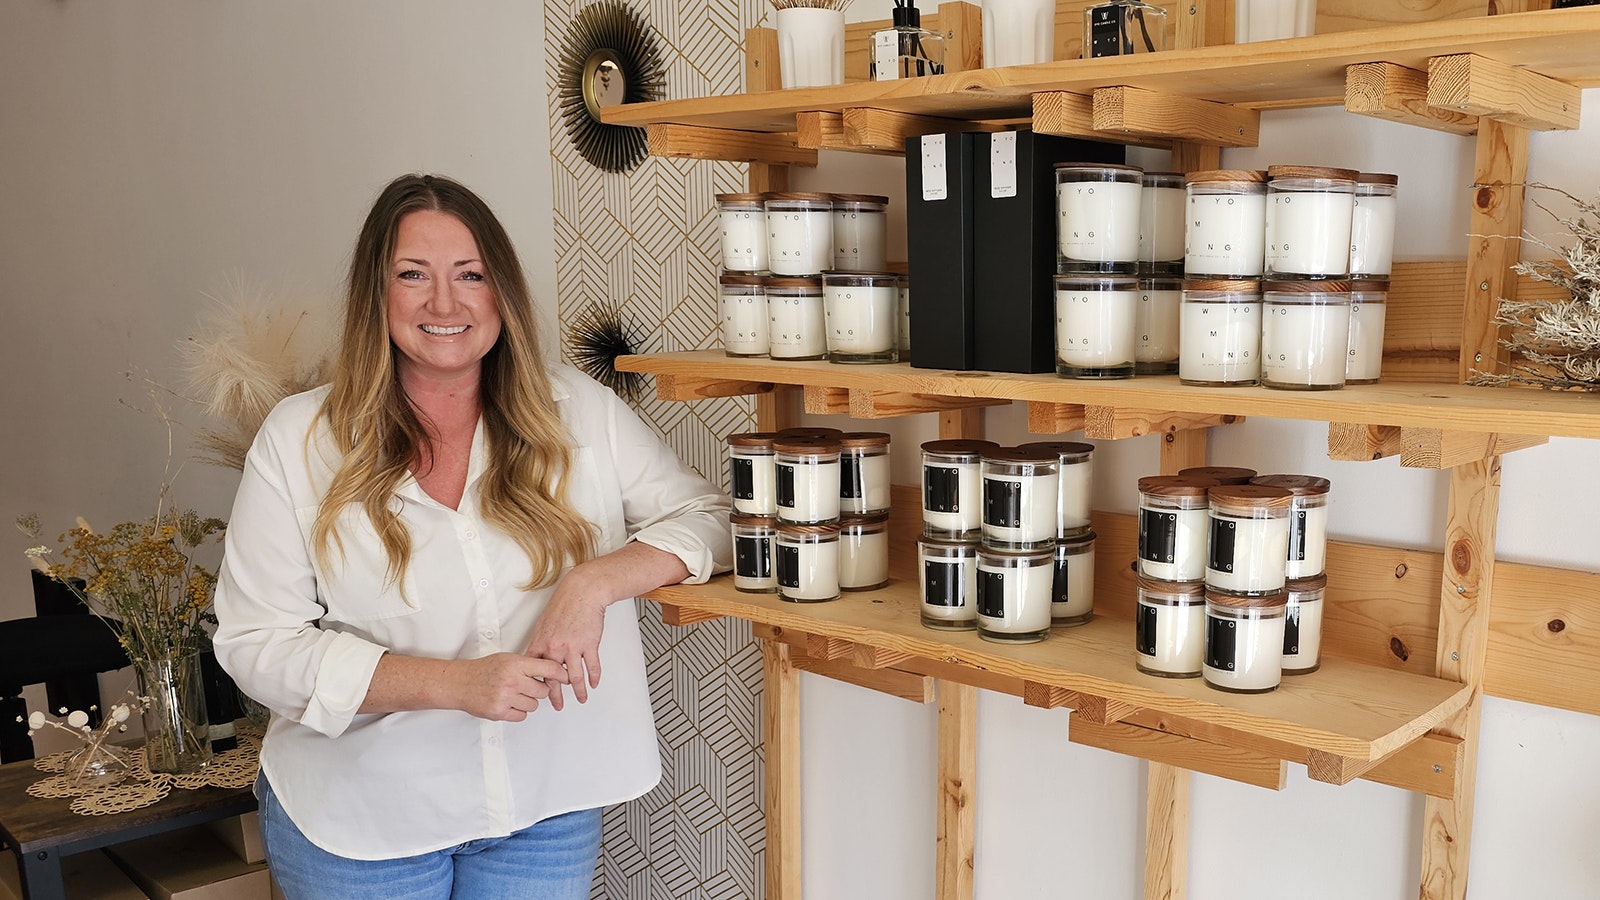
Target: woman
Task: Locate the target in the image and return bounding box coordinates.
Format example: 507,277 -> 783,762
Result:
213,174 -> 731,899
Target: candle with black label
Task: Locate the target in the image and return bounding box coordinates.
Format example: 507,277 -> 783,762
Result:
1017,441 -> 1094,537
920,538 -> 979,630
731,514 -> 778,593
839,432 -> 892,516
838,514 -> 890,591
727,432 -> 778,516
1282,574 -> 1326,674
776,523 -> 841,602
976,546 -> 1054,643
1051,530 -> 1096,626
1250,474 -> 1331,579
774,436 -> 841,525
1205,484 -> 1292,595
922,440 -> 1000,539
1135,578 -> 1206,677
1202,589 -> 1288,693
981,446 -> 1060,551
1137,475 -> 1218,582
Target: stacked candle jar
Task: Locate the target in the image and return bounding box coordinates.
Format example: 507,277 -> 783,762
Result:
1250,474 -> 1332,675
726,428 -> 892,602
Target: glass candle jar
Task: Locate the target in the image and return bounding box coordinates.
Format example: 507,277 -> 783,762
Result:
731,513 -> 778,593
1135,578 -> 1206,677
776,523 -> 841,602
897,275 -> 912,354
1017,441 -> 1094,537
728,432 -> 779,516
719,274 -> 769,357
1264,165 -> 1358,279
1051,529 -> 1096,626
1055,274 -> 1139,379
1250,474 -> 1331,580
1055,163 -> 1143,275
1135,275 -> 1182,374
1136,474 -> 1219,583
774,436 -> 841,525
922,440 -> 1000,539
776,427 -> 845,441
1349,173 -> 1398,280
839,432 -> 892,516
976,546 -> 1054,643
920,538 -> 979,631
1206,484 -> 1293,595
832,194 -> 889,271
1178,466 -> 1257,486
1346,280 -> 1388,384
766,192 -> 834,276
766,277 -> 827,360
717,192 -> 770,273
1203,589 -> 1288,693
838,514 -> 891,591
1139,172 -> 1186,276
1261,280 -> 1352,390
822,271 -> 900,363
981,447 -> 1060,551
1282,573 -> 1327,674
1184,170 -> 1267,279
1179,279 -> 1262,386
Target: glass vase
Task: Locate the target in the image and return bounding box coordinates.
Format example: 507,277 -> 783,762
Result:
137,652 -> 212,775
65,740 -> 132,791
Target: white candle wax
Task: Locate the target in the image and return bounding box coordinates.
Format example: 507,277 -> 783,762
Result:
768,209 -> 833,275
1136,287 -> 1182,364
1185,192 -> 1266,277
841,453 -> 892,515
721,292 -> 769,356
838,529 -> 889,590
1346,299 -> 1386,382
733,533 -> 777,592
924,462 -> 984,535
777,538 -> 840,602
1056,286 -> 1138,368
824,284 -> 898,355
1139,185 -> 1186,263
730,453 -> 776,516
977,559 -> 1053,636
776,459 -> 841,524
720,209 -> 769,272
1203,610 -> 1285,691
920,546 -> 978,626
1138,505 -> 1209,582
1285,502 -> 1328,579
1262,301 -> 1351,388
1283,595 -> 1324,672
1052,544 -> 1095,623
1058,181 -> 1142,263
832,210 -> 888,271
1266,191 -> 1354,277
1206,513 -> 1290,594
982,471 -> 1060,548
768,293 -> 827,359
1136,598 -> 1205,676
1349,194 -> 1397,277
1179,300 -> 1261,383
1058,460 -> 1092,535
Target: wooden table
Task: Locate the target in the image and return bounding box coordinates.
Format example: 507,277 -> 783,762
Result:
0,757 -> 257,900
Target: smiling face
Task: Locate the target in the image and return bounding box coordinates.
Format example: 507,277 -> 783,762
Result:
386,209 -> 503,391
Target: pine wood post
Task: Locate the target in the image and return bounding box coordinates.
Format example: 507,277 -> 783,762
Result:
935,405 -> 982,900
762,639 -> 802,900
1456,119 -> 1528,382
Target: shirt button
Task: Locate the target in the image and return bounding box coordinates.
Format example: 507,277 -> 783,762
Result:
487,737 -> 500,747
464,530 -> 476,540
478,578 -> 489,588
482,629 -> 496,640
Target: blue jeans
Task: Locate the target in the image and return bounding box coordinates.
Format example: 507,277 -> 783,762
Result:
257,776 -> 601,900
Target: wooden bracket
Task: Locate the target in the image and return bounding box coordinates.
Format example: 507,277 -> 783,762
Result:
799,109 -> 1004,155
656,374 -> 774,402
1306,748 -> 1385,786
1092,86 -> 1261,147
1031,92 -> 1169,149
802,385 -> 851,415
1072,693 -> 1139,726
1365,733 -> 1465,801
1070,719 -> 1289,791
659,604 -> 722,627
806,634 -> 854,661
1427,53 -> 1581,131
1083,406 -> 1241,441
1345,62 -> 1479,135
1021,680 -> 1081,710
1328,422 -> 1403,461
1398,429 -> 1547,469
791,653 -> 936,702
853,644 -> 912,669
795,112 -> 903,157
1028,401 -> 1088,435
646,124 -> 819,166
850,391 -> 1009,419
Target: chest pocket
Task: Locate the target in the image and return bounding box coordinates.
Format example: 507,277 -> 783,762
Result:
294,502 -> 422,622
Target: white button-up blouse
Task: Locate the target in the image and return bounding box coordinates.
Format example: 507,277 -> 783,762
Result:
213,366 -> 732,859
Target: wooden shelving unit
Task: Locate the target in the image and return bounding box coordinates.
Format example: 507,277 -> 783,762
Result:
600,5 -> 1600,899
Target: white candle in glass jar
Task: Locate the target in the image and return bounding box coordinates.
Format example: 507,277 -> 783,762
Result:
923,441 -> 997,538
1349,175 -> 1398,278
1136,581 -> 1206,677
776,526 -> 841,602
728,435 -> 777,516
1346,286 -> 1387,383
1139,175 -> 1187,269
840,445 -> 892,516
832,194 -> 889,271
717,193 -> 769,272
1184,171 -> 1267,278
1179,282 -> 1262,385
838,516 -> 890,591
720,276 -> 769,357
977,549 -> 1054,641
1055,276 -> 1138,375
1135,279 -> 1182,371
1137,475 -> 1216,583
1265,166 -> 1357,278
981,449 -> 1059,550
1282,576 -> 1326,674
1261,284 -> 1352,390
775,438 -> 841,525
822,274 -> 899,361
1051,533 -> 1095,626
920,539 -> 979,629
1056,164 -> 1143,270
1250,474 -> 1331,580
767,193 -> 834,276
1018,441 -> 1093,537
732,518 -> 778,593
1206,485 -> 1293,595
767,281 -> 828,360
1203,596 -> 1287,692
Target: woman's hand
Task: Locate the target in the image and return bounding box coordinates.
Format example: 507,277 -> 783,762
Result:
447,653 -> 573,721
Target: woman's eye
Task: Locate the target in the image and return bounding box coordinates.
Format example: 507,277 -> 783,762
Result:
396,269 -> 425,281
460,270 -> 486,282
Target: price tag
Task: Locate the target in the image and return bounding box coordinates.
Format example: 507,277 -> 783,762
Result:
873,31 -> 899,80
921,134 -> 947,202
990,131 -> 1017,199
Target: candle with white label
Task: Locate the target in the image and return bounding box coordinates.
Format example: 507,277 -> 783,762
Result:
1055,275 -> 1138,378
727,432 -> 778,516
1251,474 -> 1331,580
1017,441 -> 1094,536
1136,579 -> 1206,677
766,278 -> 827,360
839,432 -> 892,516
1346,281 -> 1388,384
776,524 -> 841,602
717,192 -> 769,272
1139,172 -> 1186,275
766,192 -> 834,276
719,274 -> 769,357
832,194 -> 889,271
1184,170 -> 1267,278
1205,485 -> 1292,595
1264,165 -> 1357,279
1136,276 -> 1182,374
1179,280 -> 1262,385
1282,574 -> 1326,674
838,514 -> 890,591
976,547 -> 1054,643
920,538 -> 979,630
731,515 -> 778,593
1056,163 -> 1143,274
923,440 -> 999,538
822,271 -> 899,363
981,447 -> 1060,551
1261,281 -> 1352,390
1203,590 -> 1288,693
1137,475 -> 1217,582
774,436 -> 841,525
1051,530 -> 1096,626
1349,173 -> 1398,279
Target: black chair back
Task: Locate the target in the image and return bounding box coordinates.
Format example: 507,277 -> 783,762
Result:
0,615 -> 130,762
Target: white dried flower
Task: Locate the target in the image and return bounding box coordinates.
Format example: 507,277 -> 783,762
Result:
27,712 -> 45,729
66,710 -> 89,728
111,705 -> 131,723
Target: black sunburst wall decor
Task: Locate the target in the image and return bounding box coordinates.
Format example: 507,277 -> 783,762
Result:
555,0 -> 666,173
566,301 -> 646,401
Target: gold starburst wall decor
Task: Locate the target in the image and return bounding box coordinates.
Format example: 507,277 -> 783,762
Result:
555,0 -> 666,173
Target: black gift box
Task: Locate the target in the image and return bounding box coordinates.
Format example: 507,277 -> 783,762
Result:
906,131 -> 979,370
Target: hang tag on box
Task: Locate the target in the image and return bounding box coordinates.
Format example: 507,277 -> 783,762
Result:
921,134 -> 948,201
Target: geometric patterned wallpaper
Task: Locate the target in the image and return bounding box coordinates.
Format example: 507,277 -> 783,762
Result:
543,0 -> 769,896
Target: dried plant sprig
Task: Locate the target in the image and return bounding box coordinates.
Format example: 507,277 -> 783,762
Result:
769,0 -> 853,10
19,693 -> 152,784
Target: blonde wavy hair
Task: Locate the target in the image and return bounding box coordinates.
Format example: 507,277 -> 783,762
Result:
312,174 -> 596,590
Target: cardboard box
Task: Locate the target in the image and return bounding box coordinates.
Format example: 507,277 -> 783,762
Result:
104,826 -> 269,900
906,131 -> 979,370
0,847 -> 148,900
204,812 -> 265,865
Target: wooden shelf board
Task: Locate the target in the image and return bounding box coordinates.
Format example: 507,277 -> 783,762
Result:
601,9 -> 1600,133
646,575 -> 1469,763
617,351 -> 1600,440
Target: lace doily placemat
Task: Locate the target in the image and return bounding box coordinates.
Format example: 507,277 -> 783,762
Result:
27,723 -> 262,817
